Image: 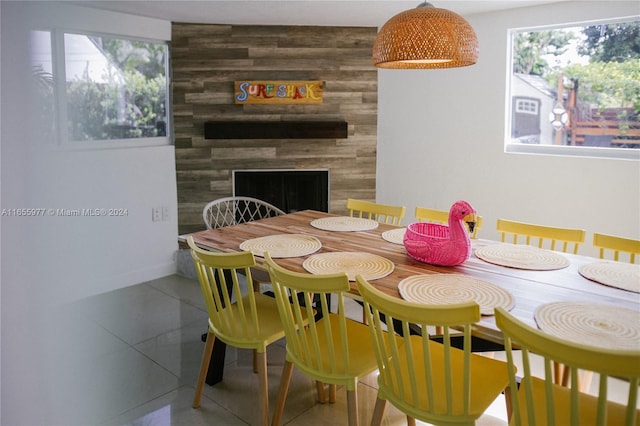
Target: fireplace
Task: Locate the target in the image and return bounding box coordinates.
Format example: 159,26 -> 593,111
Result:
233,169 -> 329,213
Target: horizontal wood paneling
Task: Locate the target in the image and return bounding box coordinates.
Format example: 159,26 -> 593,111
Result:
172,23 -> 378,234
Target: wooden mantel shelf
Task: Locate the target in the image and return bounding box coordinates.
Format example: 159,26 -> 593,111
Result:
204,120 -> 348,139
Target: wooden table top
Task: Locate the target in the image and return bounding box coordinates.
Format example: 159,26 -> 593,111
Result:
182,210 -> 640,345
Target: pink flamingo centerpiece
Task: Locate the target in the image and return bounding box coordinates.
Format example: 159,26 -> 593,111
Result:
403,200 -> 477,266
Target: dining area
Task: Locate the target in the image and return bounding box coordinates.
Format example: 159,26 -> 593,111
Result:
3,1 -> 640,425
180,200 -> 640,425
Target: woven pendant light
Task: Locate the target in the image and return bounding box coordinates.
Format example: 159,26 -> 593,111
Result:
372,2 -> 479,69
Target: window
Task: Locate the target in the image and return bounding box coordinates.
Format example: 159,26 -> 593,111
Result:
506,18 -> 640,159
515,99 -> 539,115
29,30 -> 169,147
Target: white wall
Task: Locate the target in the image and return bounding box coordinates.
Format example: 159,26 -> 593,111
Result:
1,2 -> 176,423
376,1 -> 640,257
2,1 -> 177,303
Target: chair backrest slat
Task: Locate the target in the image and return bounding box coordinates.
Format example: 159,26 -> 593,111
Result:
497,218 -> 586,254
347,198 -> 406,225
593,232 -> 640,264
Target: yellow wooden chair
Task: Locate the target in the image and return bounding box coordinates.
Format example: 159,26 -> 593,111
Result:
265,253 -> 381,426
496,219 -> 586,254
347,198 -> 406,225
576,232 -> 639,391
356,275 -> 510,426
415,206 -> 484,239
346,197 -> 406,324
593,232 -> 640,264
188,236 -> 286,426
496,219 -> 587,386
495,307 -> 640,426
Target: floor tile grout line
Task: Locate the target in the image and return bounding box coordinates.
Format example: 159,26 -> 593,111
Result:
144,277 -> 210,313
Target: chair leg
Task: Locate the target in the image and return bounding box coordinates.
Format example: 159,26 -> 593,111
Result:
580,370 -> 594,392
346,389 -> 359,426
561,366 -> 592,391
256,351 -> 269,426
406,416 -> 416,426
329,384 -> 336,403
193,331 -> 215,408
504,385 -> 514,423
271,360 -> 294,426
370,396 -> 387,426
561,364 -> 571,387
316,381 -> 327,403
553,361 -> 563,384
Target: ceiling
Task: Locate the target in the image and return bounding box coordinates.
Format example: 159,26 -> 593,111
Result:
70,0 -> 568,27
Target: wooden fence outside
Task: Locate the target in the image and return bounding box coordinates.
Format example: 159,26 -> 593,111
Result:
569,107 -> 640,147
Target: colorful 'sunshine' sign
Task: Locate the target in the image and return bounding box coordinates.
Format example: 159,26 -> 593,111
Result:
234,81 -> 324,104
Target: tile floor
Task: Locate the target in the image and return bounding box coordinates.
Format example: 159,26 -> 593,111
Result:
39,273 -> 512,426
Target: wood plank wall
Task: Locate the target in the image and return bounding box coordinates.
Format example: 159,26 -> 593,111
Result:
171,23 -> 379,234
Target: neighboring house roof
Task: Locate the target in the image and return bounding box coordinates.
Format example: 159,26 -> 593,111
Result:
514,73 -> 555,98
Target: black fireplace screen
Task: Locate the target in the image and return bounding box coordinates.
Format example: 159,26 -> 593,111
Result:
233,170 -> 329,213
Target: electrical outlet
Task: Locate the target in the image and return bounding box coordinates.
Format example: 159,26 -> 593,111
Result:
152,207 -> 162,222
162,206 -> 169,221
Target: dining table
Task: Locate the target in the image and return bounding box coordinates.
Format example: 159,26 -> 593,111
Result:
180,209 -> 640,385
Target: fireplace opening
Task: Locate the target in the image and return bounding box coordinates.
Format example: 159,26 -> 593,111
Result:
233,169 -> 329,213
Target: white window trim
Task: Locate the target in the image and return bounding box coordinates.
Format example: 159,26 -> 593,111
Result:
48,28 -> 171,150
506,142 -> 640,160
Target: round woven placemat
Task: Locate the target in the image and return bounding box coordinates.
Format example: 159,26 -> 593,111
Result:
535,301 -> 640,350
239,234 -> 322,258
381,228 -> 406,245
579,261 -> 640,294
302,251 -> 394,281
310,216 -> 379,232
475,243 -> 569,270
397,274 -> 514,316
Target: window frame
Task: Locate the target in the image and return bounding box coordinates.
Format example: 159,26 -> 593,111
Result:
515,98 -> 540,115
37,28 -> 171,149
504,17 -> 640,161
